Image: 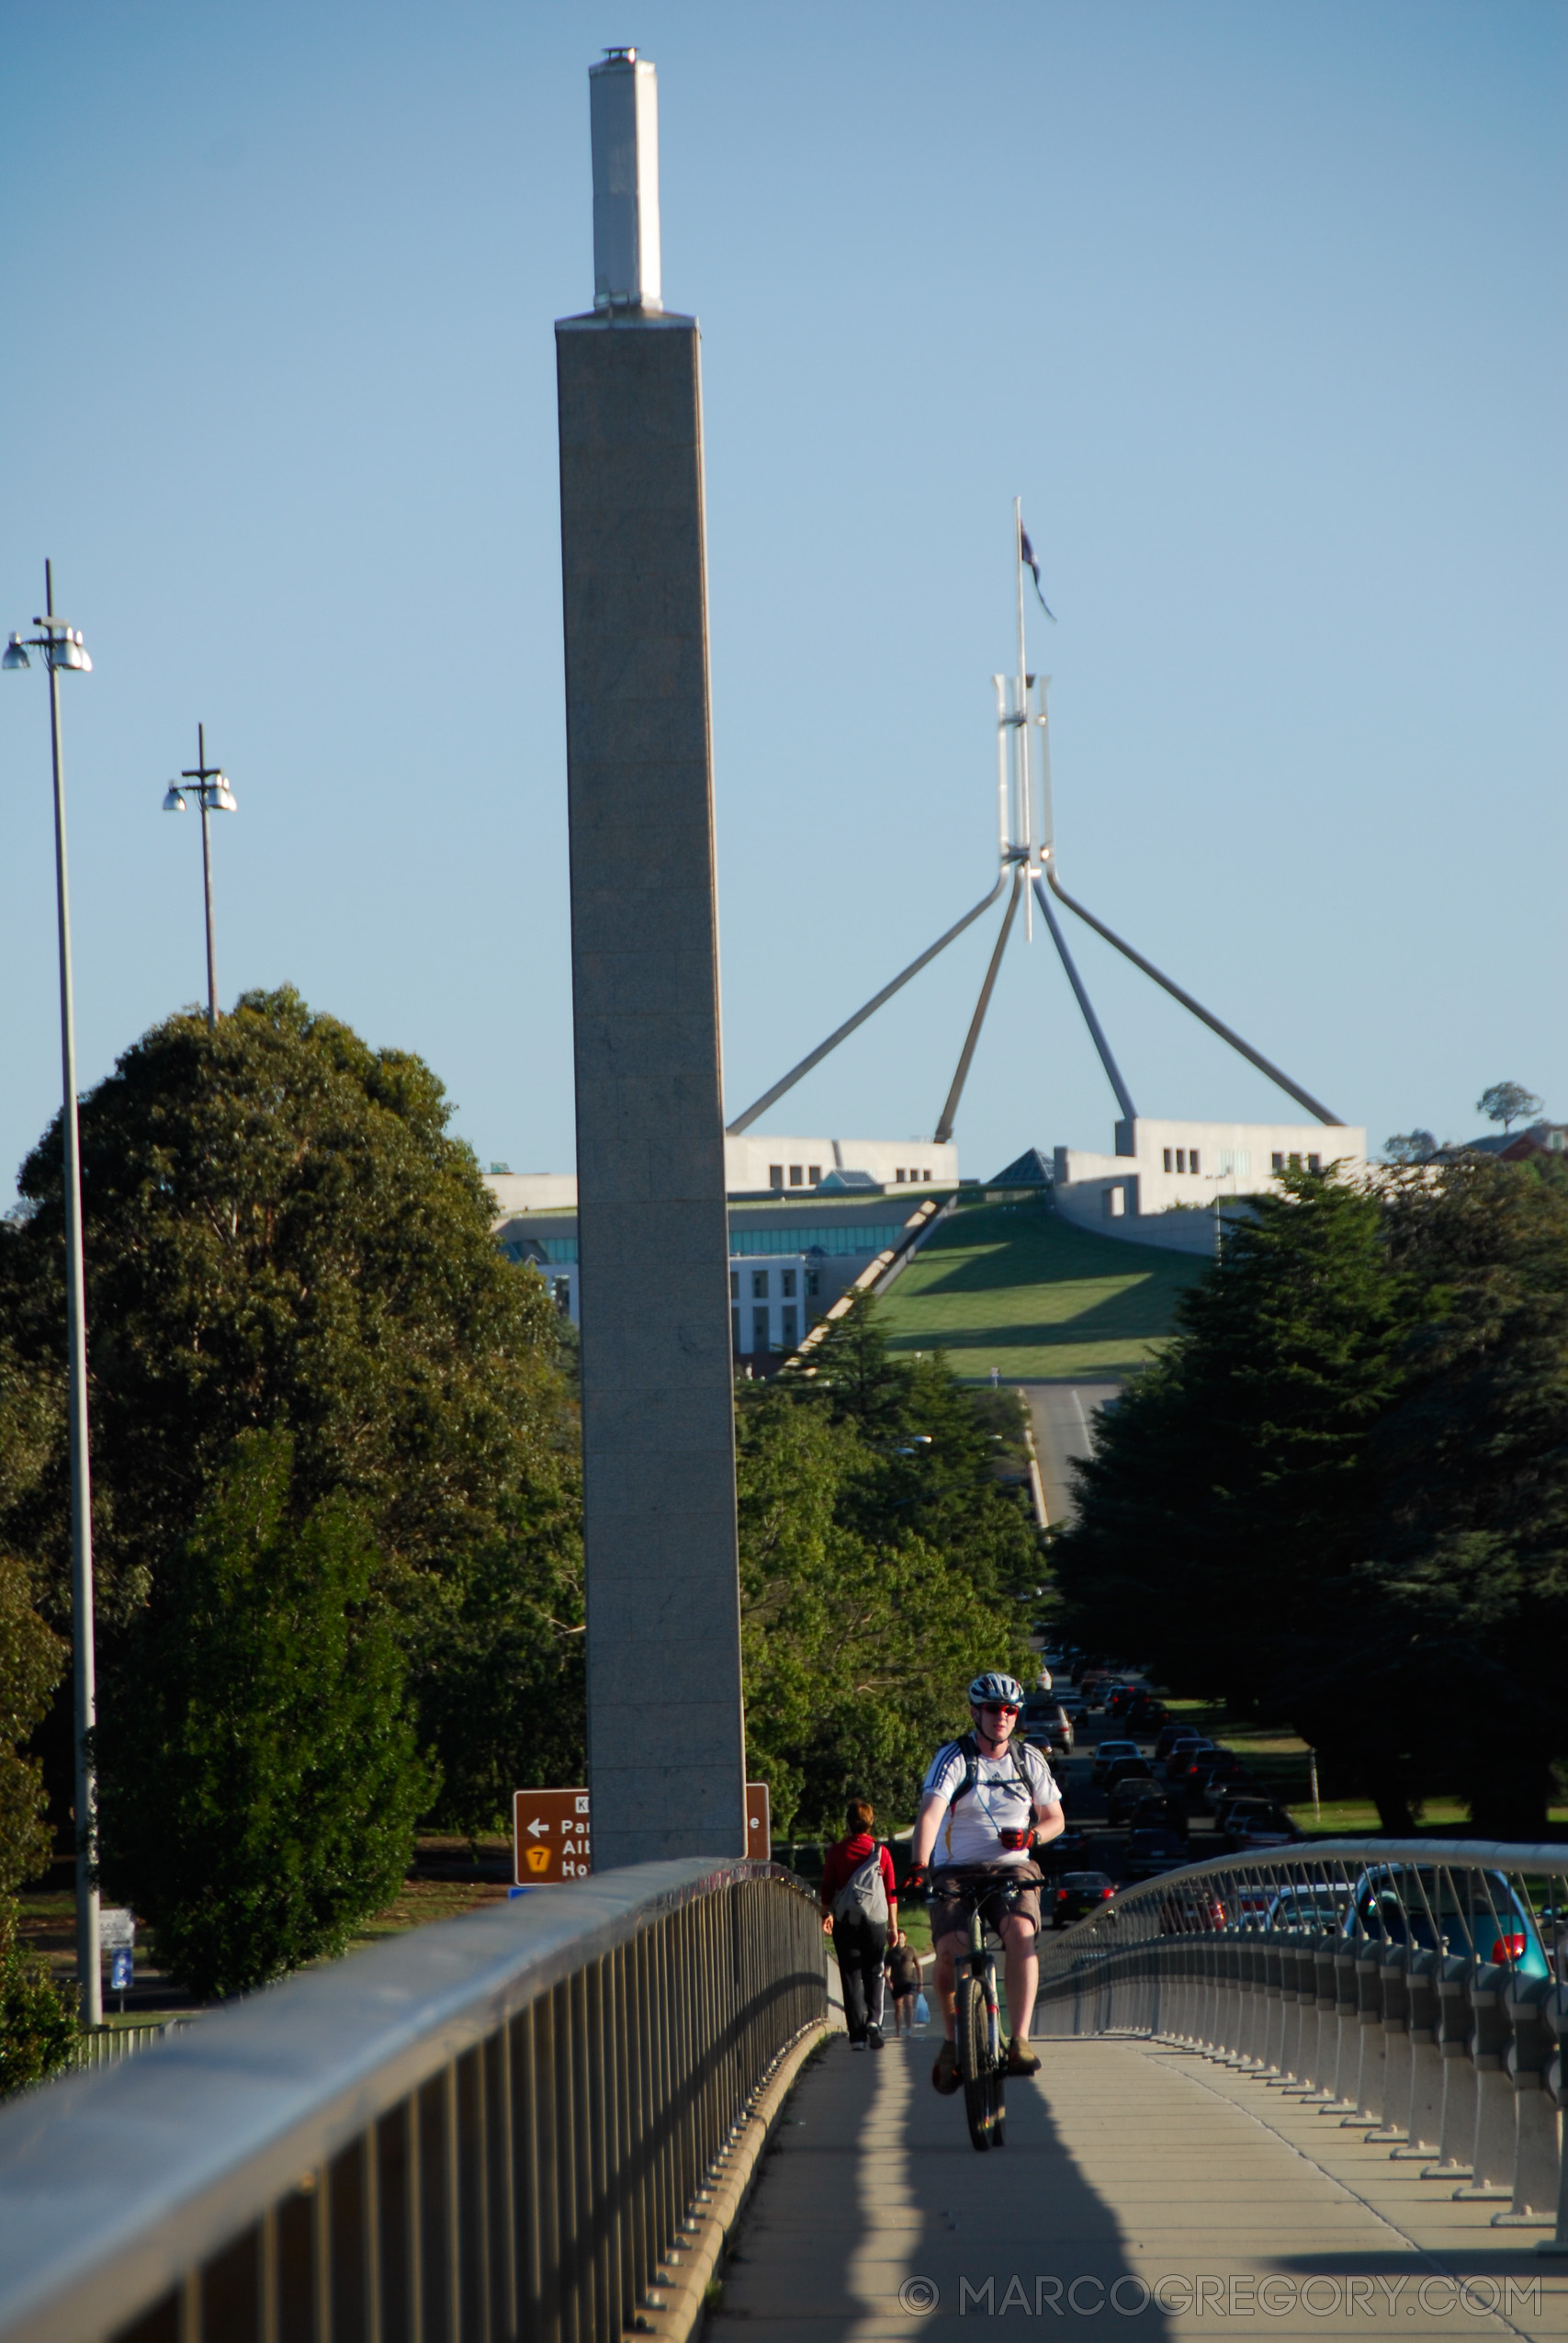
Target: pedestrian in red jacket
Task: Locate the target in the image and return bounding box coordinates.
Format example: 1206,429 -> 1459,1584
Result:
819,1799 -> 898,2050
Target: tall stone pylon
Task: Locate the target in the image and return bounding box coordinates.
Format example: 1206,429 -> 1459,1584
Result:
555,50 -> 746,1869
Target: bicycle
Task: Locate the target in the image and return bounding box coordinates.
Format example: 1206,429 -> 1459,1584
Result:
925,1872 -> 1026,2153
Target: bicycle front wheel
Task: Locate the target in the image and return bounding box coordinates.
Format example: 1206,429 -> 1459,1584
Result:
956,1975 -> 995,2153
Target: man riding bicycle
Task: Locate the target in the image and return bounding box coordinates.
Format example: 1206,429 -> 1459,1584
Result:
907,1670 -> 1065,2094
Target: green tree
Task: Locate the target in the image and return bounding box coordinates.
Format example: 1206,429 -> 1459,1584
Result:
0,989 -> 581,1831
0,1554 -> 73,2094
1053,1169 -> 1428,1827
0,1903 -> 75,2095
98,1430 -> 434,1998
1478,1082 -> 1543,1135
1383,1131 -> 1437,1165
740,1299 -> 1036,1834
1371,1157 -> 1568,1836
0,1555 -> 66,1895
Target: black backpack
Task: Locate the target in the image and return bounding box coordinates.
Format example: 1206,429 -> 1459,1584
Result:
937,1730 -> 1037,1809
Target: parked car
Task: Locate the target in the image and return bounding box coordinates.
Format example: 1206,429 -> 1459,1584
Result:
1090,1738 -> 1143,1784
1215,1797 -> 1303,1852
1053,1872 -> 1117,1929
1345,1864 -> 1550,1978
1124,1828 -> 1189,1881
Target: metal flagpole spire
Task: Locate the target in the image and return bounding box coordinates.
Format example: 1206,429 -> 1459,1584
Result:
1014,497 -> 1032,940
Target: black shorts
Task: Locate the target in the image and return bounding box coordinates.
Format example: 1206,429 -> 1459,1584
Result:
929,1866 -> 1043,1943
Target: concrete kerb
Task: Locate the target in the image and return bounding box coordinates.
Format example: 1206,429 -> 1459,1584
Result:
638,2021 -> 833,2343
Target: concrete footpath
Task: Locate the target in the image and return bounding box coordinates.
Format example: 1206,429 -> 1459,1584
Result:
705,2033 -> 1568,2343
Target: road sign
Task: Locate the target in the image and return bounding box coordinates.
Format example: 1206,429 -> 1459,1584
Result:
745,1782 -> 770,1857
99,1907 -> 135,1951
512,1789 -> 592,1885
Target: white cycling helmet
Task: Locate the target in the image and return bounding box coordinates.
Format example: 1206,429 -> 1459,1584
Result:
969,1671 -> 1025,1708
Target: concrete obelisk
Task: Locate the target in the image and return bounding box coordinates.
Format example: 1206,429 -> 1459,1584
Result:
556,50 -> 746,1869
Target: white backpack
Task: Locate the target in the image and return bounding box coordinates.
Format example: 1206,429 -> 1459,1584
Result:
832,1850 -> 889,1927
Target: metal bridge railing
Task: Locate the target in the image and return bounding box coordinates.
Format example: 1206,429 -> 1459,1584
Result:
0,1858 -> 828,2343
1035,1839 -> 1568,2249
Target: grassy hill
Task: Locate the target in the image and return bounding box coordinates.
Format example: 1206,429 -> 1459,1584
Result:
876,1194 -> 1207,1382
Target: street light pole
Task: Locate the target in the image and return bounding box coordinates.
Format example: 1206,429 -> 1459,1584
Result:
163,725 -> 237,1029
5,561 -> 100,2029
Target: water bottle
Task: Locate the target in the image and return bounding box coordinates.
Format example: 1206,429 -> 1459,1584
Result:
912,1989 -> 931,2034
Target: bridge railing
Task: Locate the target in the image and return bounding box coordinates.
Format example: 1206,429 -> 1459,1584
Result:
0,1858 -> 828,2343
1035,1838 -> 1568,2249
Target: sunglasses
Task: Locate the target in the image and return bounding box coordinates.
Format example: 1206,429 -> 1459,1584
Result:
980,1702 -> 1020,1716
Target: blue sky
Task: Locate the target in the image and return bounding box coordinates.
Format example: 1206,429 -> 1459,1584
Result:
2,0 -> 1562,1195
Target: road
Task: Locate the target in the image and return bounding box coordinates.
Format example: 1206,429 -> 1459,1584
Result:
1015,1381 -> 1120,1527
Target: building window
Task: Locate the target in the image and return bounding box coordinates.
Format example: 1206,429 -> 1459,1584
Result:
789,1165 -> 804,1186
769,1165 -> 784,1189
1163,1149 -> 1173,1172
1307,1154 -> 1321,1172
729,1270 -> 739,1299
751,1306 -> 769,1352
808,1165 -> 821,1184
751,1270 -> 769,1300
1175,1149 -> 1186,1173
1102,1185 -> 1125,1219
552,1277 -> 571,1315
923,1169 -> 932,1182
781,1269 -> 796,1298
895,1169 -> 906,1183
806,1269 -> 820,1296
781,1306 -> 798,1349
1190,1149 -> 1201,1175
1290,1153 -> 1301,1170
1271,1152 -> 1284,1172
732,1307 -> 740,1352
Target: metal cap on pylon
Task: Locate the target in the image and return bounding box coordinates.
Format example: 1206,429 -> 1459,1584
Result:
589,48 -> 661,313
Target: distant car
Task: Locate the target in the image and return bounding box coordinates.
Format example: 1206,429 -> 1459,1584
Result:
1124,1828 -> 1189,1881
1164,1737 -> 1212,1781
1216,1797 -> 1303,1852
1122,1788 -> 1189,1839
1181,1750 -> 1254,1806
1267,1883 -> 1353,1936
1155,1723 -> 1197,1761
1157,1885 -> 1228,1935
1345,1863 -> 1550,1978
1038,1825 -> 1090,1873
1053,1872 -> 1117,1929
1021,1694 -> 1074,1755
1090,1739 -> 1143,1784
1105,1766 -> 1158,1824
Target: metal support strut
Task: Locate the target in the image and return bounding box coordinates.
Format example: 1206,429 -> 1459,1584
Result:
934,870 -> 1023,1145
726,873 -> 1006,1136
1030,874 -> 1137,1127
1042,863 -> 1343,1128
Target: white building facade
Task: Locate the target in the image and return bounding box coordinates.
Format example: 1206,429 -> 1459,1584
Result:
1053,1117 -> 1367,1253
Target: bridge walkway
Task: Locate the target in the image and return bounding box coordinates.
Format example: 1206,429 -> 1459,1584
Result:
708,2032 -> 1568,2343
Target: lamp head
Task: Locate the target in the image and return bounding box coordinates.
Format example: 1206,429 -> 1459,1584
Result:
2,635 -> 29,672
211,777 -> 238,813
162,786 -> 187,813
51,630 -> 90,673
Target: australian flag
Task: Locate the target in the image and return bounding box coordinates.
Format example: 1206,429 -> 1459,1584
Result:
1019,519 -> 1056,621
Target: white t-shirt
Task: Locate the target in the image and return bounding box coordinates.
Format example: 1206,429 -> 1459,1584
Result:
922,1737 -> 1059,1867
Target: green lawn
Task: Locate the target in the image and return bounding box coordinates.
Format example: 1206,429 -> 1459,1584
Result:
877,1196 -> 1206,1381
